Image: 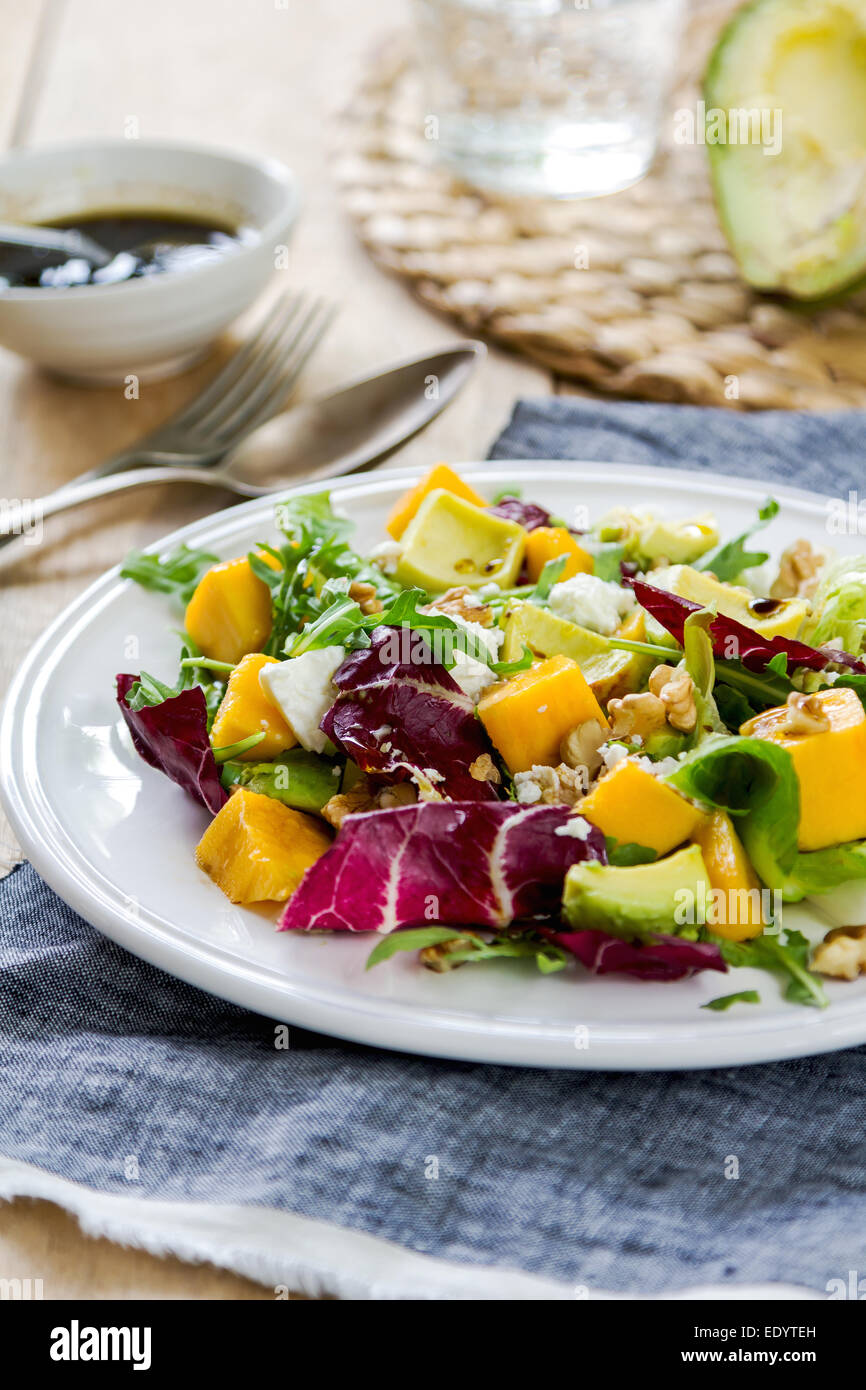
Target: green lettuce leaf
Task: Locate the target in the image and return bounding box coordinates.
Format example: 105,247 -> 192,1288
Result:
667,735 -> 799,889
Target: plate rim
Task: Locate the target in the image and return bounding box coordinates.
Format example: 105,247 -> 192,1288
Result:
3,460 -> 864,1071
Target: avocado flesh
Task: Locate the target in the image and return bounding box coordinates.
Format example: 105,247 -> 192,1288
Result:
502,601 -> 654,700
650,564 -> 810,640
563,843 -> 712,941
395,489 -> 525,592
220,749 -> 343,813
705,0 -> 866,299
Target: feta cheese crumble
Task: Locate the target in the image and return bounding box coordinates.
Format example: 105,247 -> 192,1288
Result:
548,573 -> 635,636
450,649 -> 499,703
259,645 -> 346,754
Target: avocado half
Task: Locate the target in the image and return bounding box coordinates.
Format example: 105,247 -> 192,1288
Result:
705,0 -> 866,300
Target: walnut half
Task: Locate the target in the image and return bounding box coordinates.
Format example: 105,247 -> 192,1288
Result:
812,926 -> 866,981
771,538 -> 824,601
782,691 -> 830,736
648,663 -> 697,733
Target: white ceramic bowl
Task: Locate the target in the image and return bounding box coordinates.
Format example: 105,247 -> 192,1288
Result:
0,140 -> 300,382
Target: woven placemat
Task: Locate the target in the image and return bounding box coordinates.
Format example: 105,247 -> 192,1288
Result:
335,4 -> 866,410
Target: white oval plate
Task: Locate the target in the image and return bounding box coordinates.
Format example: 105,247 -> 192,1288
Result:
4,463 -> 866,1070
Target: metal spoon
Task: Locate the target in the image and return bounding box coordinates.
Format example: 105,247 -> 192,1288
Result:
0,342 -> 485,546
0,222 -> 112,268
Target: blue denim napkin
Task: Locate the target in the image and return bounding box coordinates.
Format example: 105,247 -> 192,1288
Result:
2,398 -> 865,1299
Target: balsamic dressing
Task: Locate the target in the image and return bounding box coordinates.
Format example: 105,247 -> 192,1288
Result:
0,210 -> 257,289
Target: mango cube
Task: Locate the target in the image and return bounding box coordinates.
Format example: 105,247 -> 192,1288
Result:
195,788 -> 331,903
524,526 -> 593,584
691,810 -> 764,940
395,489 -> 526,592
185,554 -> 277,666
579,758 -> 706,857
741,687 -> 866,851
210,654 -> 297,760
386,464 -> 487,540
477,654 -> 607,774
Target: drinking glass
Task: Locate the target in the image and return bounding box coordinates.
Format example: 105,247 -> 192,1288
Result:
411,0 -> 686,198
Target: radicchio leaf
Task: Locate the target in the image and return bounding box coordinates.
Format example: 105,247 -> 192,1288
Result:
488,496 -> 554,531
544,928 -> 727,981
629,579 -> 866,675
280,802 -> 607,932
321,626 -> 499,801
116,674 -> 226,815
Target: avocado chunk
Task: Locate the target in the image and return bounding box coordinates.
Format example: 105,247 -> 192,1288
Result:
705,0 -> 866,299
502,600 -> 653,701
562,843 -> 712,941
395,489 -> 525,592
502,600 -> 609,665
220,749 -> 343,813
650,564 -> 810,640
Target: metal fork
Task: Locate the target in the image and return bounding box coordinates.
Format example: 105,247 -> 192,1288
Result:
65,291 -> 335,488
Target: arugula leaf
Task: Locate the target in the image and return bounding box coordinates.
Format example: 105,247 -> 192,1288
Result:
714,929 -> 828,1008
580,539 -> 626,583
120,544 -> 219,604
702,990 -> 761,1011
530,555 -> 568,602
490,644 -> 534,677
124,635 -> 227,730
365,928 -> 568,974
713,681 -> 758,731
697,498 -> 779,582
605,838 -> 659,867
123,669 -> 186,711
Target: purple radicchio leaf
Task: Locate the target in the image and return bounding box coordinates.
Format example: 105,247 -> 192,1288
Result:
543,928 -> 727,981
280,801 -> 607,932
321,626 -> 500,801
116,673 -> 226,815
488,496 -> 554,531
629,578 -> 866,676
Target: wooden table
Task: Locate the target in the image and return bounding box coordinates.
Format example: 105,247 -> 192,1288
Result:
0,0 -> 552,1298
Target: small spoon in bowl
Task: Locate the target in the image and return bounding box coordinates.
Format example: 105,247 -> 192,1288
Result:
0,223 -> 112,269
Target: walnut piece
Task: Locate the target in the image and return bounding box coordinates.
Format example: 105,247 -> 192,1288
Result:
559,719 -> 606,778
348,580 -> 384,615
648,663 -> 697,733
607,691 -> 667,741
421,931 -> 481,972
770,538 -> 824,600
812,925 -> 866,981
782,691 -> 830,736
322,777 -> 415,828
427,585 -> 493,627
469,752 -> 501,784
513,763 -> 587,806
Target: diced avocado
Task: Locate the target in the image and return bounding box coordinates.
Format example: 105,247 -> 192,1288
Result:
395,489 -> 525,592
704,0 -> 866,300
635,517 -> 718,566
650,564 -> 810,640
501,601 -> 609,665
220,749 -> 344,814
502,600 -> 653,702
562,843 -> 712,941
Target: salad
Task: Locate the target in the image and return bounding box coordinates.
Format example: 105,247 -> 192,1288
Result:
117,464 -> 866,1010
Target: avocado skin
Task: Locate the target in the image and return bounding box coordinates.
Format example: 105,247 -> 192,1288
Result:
562,844 -> 712,941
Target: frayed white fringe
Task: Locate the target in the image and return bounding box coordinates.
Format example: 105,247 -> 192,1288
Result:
0,1158 -> 819,1301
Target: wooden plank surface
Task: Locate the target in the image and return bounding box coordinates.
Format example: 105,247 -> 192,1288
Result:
0,0 -> 550,1298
